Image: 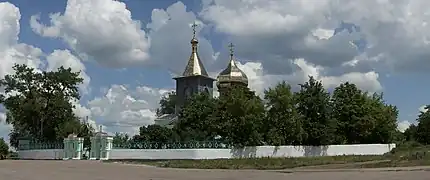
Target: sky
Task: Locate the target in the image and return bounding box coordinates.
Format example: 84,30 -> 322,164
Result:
0,0 -> 429,141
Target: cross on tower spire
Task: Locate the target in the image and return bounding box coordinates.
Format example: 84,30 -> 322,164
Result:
228,43 -> 234,59
191,22 -> 198,38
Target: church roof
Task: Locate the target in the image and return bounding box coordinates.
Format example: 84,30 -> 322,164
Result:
182,38 -> 209,77
180,23 -> 211,78
217,43 -> 248,85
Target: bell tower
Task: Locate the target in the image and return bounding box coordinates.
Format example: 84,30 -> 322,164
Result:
173,22 -> 215,114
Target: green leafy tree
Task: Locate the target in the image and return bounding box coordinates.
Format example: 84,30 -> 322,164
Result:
0,64 -> 86,148
295,76 -> 336,145
392,129 -> 405,143
416,105 -> 430,144
366,93 -> 398,143
0,138 -> 9,159
214,86 -> 265,147
175,93 -> 217,141
112,133 -> 130,148
78,122 -> 95,150
139,124 -> 177,145
331,82 -> 376,144
264,81 -> 304,145
404,124 -> 418,142
156,91 -> 176,116
56,119 -> 94,150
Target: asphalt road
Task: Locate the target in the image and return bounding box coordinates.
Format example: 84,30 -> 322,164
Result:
0,160 -> 429,180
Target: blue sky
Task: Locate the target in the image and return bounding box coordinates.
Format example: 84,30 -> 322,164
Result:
0,0 -> 429,137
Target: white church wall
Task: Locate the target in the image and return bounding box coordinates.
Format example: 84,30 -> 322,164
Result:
17,149 -> 64,160
16,144 -> 395,160
108,144 -> 396,160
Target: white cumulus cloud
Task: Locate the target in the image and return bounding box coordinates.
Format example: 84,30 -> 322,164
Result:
397,121 -> 411,133
30,0 -> 150,67
88,85 -> 171,135
236,58 -> 381,96
45,49 -> 90,93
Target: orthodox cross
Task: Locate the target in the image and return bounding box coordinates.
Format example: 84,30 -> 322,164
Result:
192,22 -> 198,38
228,43 -> 235,56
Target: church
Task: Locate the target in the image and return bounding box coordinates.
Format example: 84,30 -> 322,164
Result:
154,23 -> 249,127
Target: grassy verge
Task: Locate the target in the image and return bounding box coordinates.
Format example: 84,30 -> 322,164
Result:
355,160 -> 430,168
107,144 -> 430,170
108,155 -> 386,169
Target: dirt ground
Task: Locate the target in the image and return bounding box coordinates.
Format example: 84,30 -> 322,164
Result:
0,160 -> 429,180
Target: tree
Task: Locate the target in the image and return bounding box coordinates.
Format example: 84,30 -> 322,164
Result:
156,91 -> 176,116
0,64 -> 86,148
214,86 -> 265,147
0,138 -> 8,159
139,124 -> 177,144
174,92 -> 217,141
404,124 -> 418,142
416,105 -> 430,144
112,133 -> 130,148
331,83 -> 398,144
331,82 -> 376,144
366,93 -> 398,143
56,119 -> 95,150
264,81 -> 304,145
294,76 -> 336,145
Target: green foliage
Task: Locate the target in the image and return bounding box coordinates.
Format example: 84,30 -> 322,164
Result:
214,86 -> 265,147
55,120 -> 94,150
331,82 -> 398,144
0,138 -> 9,158
141,124 -> 177,143
401,106 -> 430,145
415,105 -> 430,144
294,76 -> 335,145
404,124 -> 418,141
136,155 -> 385,169
366,93 -> 398,143
331,82 -> 370,144
113,124 -> 180,149
264,81 -> 304,145
156,91 -> 176,117
0,64 -> 92,148
113,133 -> 130,148
151,76 -> 401,147
175,93 -> 217,141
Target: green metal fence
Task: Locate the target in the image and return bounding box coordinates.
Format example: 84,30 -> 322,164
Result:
113,141 -> 230,149
17,139 -> 230,150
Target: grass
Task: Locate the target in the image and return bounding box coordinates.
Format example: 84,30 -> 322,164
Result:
108,143 -> 430,170
148,155 -> 386,169
108,155 -> 388,170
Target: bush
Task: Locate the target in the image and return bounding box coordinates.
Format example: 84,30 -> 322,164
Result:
0,138 -> 9,159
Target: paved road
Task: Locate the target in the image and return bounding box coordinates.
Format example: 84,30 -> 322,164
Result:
0,160 -> 429,180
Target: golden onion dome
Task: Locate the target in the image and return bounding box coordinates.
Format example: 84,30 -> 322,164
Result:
216,43 -> 248,85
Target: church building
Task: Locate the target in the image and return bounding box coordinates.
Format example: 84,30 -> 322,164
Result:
154,23 -> 248,127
